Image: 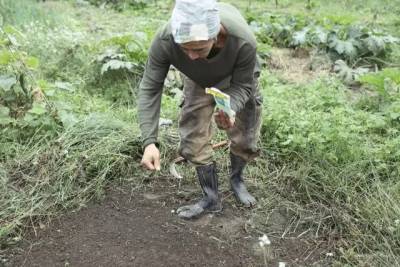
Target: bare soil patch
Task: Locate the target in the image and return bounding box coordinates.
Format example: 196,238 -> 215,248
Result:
3,176 -> 335,267
4,179 -> 262,267
267,48 -> 332,84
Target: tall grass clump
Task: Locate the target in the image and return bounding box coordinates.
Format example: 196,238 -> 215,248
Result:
0,0 -> 64,28
258,72 -> 400,265
0,113 -> 143,247
1,0 -> 162,249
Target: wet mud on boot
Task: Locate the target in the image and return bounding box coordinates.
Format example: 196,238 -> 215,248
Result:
177,162 -> 222,219
230,152 -> 256,207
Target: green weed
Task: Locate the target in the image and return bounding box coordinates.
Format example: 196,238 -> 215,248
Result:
0,113 -> 142,246
0,0 -> 65,28
1,1 -> 400,266
256,71 -> 400,265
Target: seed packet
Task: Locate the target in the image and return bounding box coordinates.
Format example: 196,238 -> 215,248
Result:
205,87 -> 235,118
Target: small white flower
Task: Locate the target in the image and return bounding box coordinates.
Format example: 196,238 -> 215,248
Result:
395,219 -> 400,226
326,252 -> 334,257
258,234 -> 271,247
171,209 -> 175,214
278,262 -> 286,267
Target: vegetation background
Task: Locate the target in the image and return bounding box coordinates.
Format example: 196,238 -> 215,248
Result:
1,0 -> 400,265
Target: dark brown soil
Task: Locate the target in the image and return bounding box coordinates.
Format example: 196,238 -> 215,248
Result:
5,179 -> 265,267
3,177 -> 334,267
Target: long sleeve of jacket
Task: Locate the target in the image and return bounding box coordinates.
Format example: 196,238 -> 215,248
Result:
223,43 -> 257,113
137,36 -> 170,149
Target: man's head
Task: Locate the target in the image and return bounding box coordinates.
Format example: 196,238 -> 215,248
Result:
179,38 -> 217,60
171,0 -> 220,60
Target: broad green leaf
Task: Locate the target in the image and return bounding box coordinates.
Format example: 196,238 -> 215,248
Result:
328,36 -> 340,50
347,26 -> 364,40
97,48 -> 125,62
23,113 -> 35,123
3,94 -> 16,102
0,106 -> 13,125
54,81 -> 74,91
101,59 -> 133,75
334,60 -> 353,84
58,110 -> 78,128
334,60 -> 368,85
25,56 -> 39,69
0,116 -> 14,125
0,75 -> 17,91
312,26 -> 328,44
291,27 -> 309,46
388,111 -> 400,120
0,106 -> 10,116
329,37 -> 358,59
364,36 -> 386,55
342,40 -> 357,58
28,103 -> 47,115
0,50 -> 13,65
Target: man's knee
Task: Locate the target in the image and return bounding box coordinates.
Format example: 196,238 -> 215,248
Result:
178,145 -> 195,162
178,142 -> 213,165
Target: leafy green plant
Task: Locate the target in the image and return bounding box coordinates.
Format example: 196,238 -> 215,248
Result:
252,14 -> 399,84
97,47 -> 142,76
291,25 -> 399,65
251,14 -> 308,47
358,68 -> 400,124
259,72 -> 400,266
333,60 -> 369,85
100,33 -> 148,68
87,0 -> 149,11
86,33 -> 149,103
0,26 -> 61,137
0,27 -> 39,117
358,68 -> 400,93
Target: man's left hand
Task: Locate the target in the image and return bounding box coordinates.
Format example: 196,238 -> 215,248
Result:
214,110 -> 235,129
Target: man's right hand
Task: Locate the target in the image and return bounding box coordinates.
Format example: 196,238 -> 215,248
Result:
140,143 -> 161,171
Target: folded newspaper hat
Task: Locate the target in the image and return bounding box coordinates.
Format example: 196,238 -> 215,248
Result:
171,0 -> 220,44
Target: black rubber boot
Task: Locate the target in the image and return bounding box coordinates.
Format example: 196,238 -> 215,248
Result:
177,162 -> 222,219
230,152 -> 256,207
